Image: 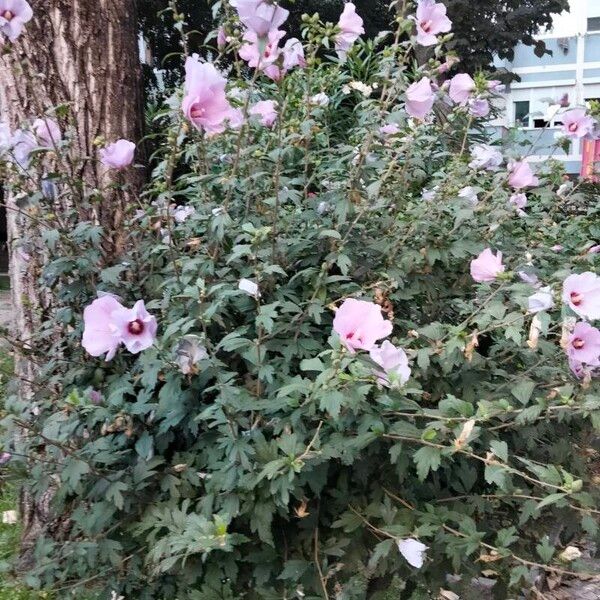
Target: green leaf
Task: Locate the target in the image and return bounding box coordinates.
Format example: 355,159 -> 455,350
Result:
511,379 -> 536,405
413,446 -> 441,481
490,440 -> 508,462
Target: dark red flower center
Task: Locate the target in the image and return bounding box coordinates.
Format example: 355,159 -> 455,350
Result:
2,10 -> 14,20
570,291 -> 583,306
568,122 -> 579,132
345,331 -> 364,344
190,105 -> 206,119
573,337 -> 585,350
420,19 -> 433,33
128,319 -> 144,335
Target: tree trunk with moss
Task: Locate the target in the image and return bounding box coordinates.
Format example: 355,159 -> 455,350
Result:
0,0 -> 144,564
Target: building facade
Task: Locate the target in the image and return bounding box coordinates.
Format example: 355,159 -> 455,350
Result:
494,0 -> 600,173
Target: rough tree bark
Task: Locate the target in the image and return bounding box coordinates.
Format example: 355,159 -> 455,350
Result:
0,0 -> 144,562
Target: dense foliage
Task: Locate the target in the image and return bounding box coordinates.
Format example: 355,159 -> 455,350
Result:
1,1 -> 600,598
139,0 -> 569,88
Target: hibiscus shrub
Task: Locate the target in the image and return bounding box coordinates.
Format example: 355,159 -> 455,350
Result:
2,1 -> 600,599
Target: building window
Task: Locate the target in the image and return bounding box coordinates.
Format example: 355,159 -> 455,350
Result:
533,119 -> 549,129
514,101 -> 530,127
588,17 -> 600,32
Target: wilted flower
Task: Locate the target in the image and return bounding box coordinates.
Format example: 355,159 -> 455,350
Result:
32,118 -> 61,147
469,144 -> 503,170
588,244 -> 600,254
89,390 -> 103,405
2,510 -> 17,525
310,92 -> 329,107
217,26 -> 227,49
249,100 -> 278,127
468,98 -> 490,118
379,123 -> 400,136
239,278 -> 260,298
509,193 -> 527,210
231,0 -> 289,37
171,205 -> 195,223
562,272 -> 600,320
333,298 -> 393,353
448,73 -> 475,105
100,139 -> 135,169
561,108 -> 595,138
82,295 -> 157,360
508,160 -> 539,190
0,0 -> 33,41
559,546 -> 582,562
369,340 -> 411,387
174,335 -> 209,375
317,201 -> 330,215
413,0 -> 451,46
182,56 -> 240,135
11,129 -> 37,168
398,538 -> 428,568
458,186 -> 478,206
281,38 -> 306,70
334,2 -> 364,60
470,248 -> 505,282
405,78 -> 435,120
0,452 -> 11,465
421,186 -> 438,201
566,321 -> 600,364
528,287 -> 554,313
518,271 -> 539,286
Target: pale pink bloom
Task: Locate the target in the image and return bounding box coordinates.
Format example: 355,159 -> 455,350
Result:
100,139 -> 135,169
82,295 -> 122,359
239,29 -> 284,69
566,322 -> 600,364
587,244 -> 600,254
508,161 -> 539,189
380,123 -> 400,136
111,300 -> 157,355
282,38 -> 306,69
333,298 -> 393,353
448,73 -> 475,105
335,2 -> 365,60
405,78 -> 435,120
562,272 -> 600,320
182,56 -> 238,135
250,100 -> 278,127
217,26 -> 227,49
509,193 -> 527,210
369,340 -> 411,387
468,98 -> 489,118
487,80 -> 503,90
413,0 -> 451,46
470,248 -> 505,282
569,356 -> 599,379
232,0 -> 289,37
562,109 -> 595,139
398,538 -> 428,569
469,144 -> 503,170
528,287 -> 554,313
0,0 -> 33,41
32,118 -> 61,147
82,295 -> 155,360
10,129 -> 36,168
239,278 -> 260,298
551,244 -> 563,252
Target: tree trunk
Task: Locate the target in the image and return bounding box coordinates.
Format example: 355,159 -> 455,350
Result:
0,0 -> 144,564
